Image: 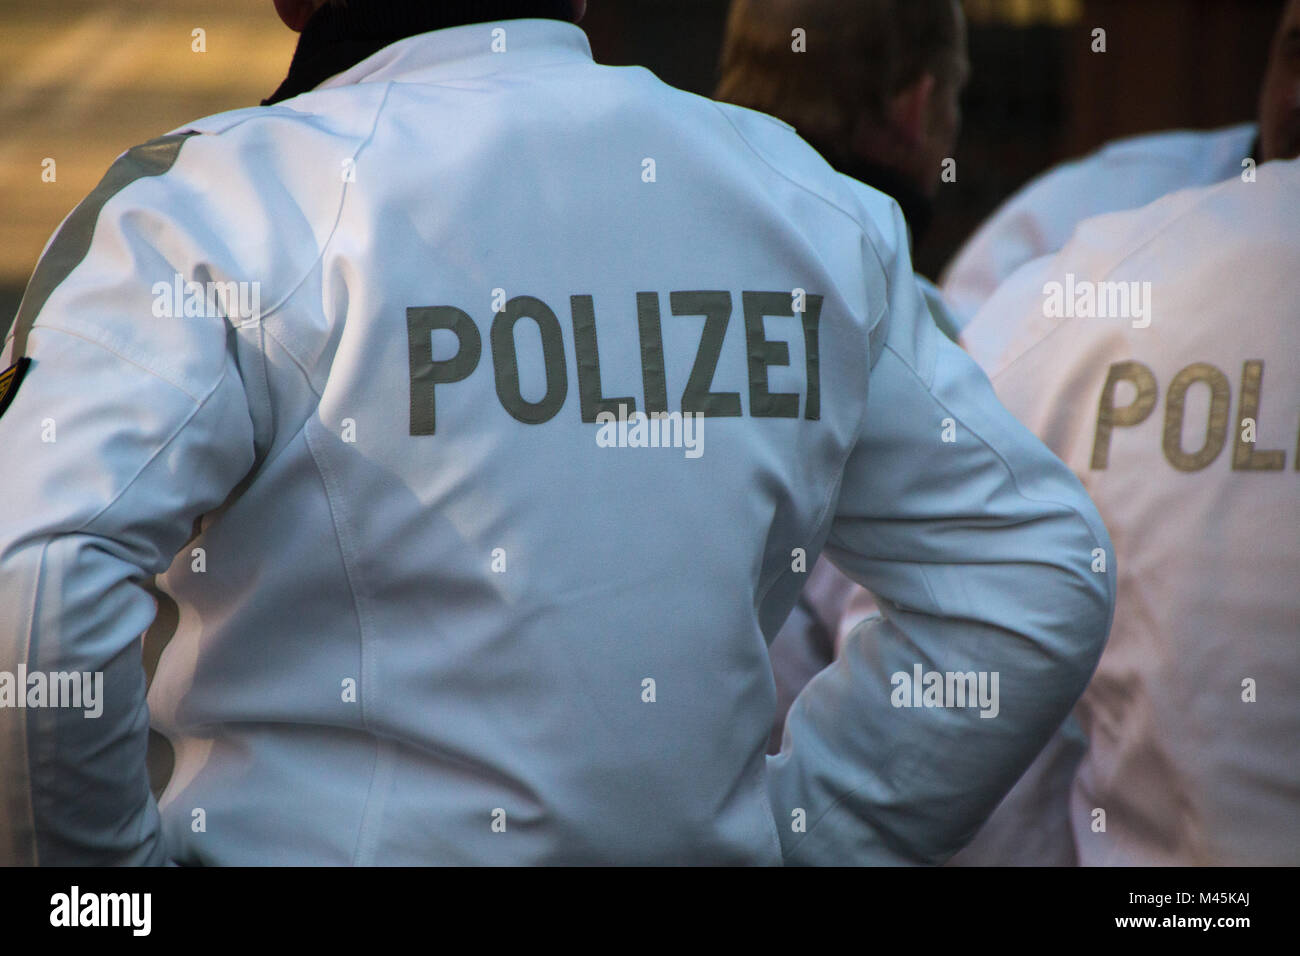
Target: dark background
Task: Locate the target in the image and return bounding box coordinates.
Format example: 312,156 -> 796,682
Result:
580,0 -> 1284,278
0,0 -> 1286,333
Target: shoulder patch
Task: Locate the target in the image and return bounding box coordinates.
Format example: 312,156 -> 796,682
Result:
0,357 -> 31,420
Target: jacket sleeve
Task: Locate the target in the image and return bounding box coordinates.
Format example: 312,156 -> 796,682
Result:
0,143 -> 259,865
765,202 -> 1115,865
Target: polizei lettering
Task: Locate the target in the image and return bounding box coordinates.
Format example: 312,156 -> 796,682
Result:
405,290 -> 823,435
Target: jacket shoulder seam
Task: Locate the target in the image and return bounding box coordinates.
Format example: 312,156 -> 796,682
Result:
708,101 -> 891,281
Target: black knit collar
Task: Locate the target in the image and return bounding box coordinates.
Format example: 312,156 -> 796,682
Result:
264,0 -> 576,105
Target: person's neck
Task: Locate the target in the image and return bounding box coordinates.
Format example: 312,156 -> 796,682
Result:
264,0 -> 575,105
